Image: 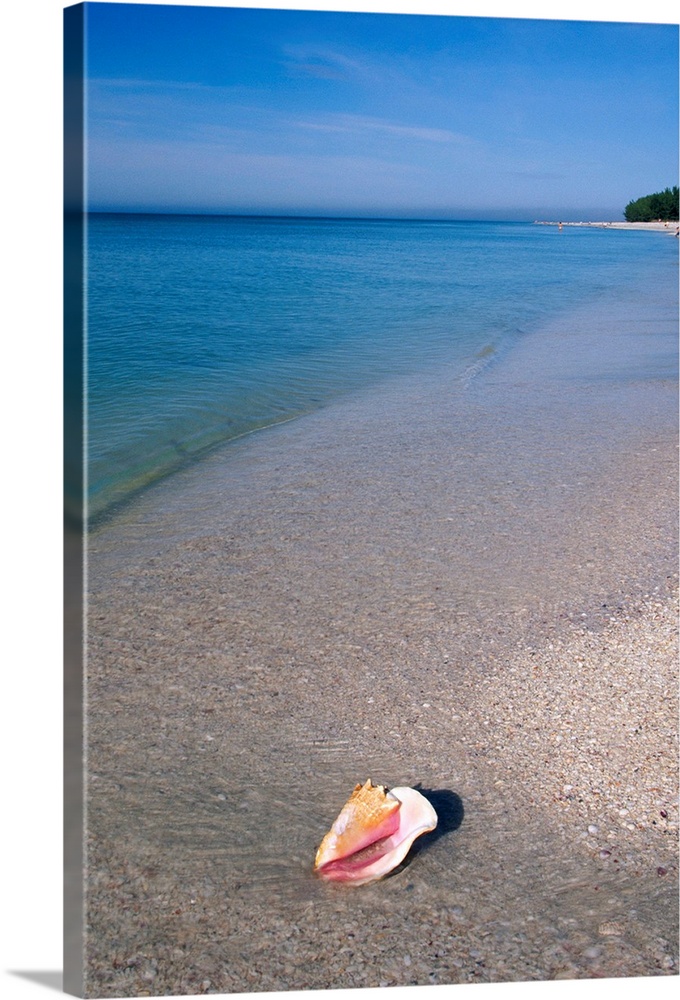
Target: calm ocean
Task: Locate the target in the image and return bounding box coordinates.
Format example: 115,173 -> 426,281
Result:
85,214 -> 676,521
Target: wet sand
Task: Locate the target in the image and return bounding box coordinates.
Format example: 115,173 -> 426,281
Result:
84,271 -> 678,996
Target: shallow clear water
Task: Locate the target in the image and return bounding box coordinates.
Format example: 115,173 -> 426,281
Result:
85,214 -> 676,519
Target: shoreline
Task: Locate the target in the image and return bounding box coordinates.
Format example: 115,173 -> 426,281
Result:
535,220 -> 679,234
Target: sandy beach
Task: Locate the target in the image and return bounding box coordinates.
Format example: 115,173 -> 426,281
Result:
536,221 -> 679,233
80,249 -> 679,998
85,588 -> 678,994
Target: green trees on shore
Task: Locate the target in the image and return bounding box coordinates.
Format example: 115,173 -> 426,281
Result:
624,186 -> 679,222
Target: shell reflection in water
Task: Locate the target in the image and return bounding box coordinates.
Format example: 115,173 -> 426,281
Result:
314,779 -> 438,886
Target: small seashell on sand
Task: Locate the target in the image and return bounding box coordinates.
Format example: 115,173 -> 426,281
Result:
598,920 -> 625,937
314,779 -> 438,885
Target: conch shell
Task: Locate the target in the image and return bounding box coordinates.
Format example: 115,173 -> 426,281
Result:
314,779 -> 437,885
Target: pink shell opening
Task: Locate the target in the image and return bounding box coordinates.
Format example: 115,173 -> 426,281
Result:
315,786 -> 437,885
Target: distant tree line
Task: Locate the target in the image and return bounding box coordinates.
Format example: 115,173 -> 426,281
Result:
624,186 -> 679,222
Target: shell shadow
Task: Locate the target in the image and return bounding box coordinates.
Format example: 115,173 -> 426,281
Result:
411,786 -> 464,849
386,786 -> 463,878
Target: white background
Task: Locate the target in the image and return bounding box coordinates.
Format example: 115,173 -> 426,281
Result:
1,2 -> 677,999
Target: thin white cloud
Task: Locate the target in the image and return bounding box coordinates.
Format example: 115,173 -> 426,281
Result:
293,113 -> 472,145
89,76 -> 210,92
281,46 -> 372,83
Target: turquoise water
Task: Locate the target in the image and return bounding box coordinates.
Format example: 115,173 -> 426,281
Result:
85,214 -> 677,520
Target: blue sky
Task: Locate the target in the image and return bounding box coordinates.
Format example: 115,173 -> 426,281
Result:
82,2 -> 679,219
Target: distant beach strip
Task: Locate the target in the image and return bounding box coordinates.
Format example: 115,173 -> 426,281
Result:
536,220 -> 679,234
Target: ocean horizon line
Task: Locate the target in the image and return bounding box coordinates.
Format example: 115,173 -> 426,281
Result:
82,209 -> 627,226
85,210 -> 534,224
